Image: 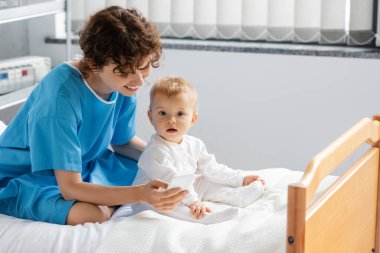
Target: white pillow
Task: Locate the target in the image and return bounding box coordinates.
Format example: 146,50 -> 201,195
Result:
0,121 -> 6,135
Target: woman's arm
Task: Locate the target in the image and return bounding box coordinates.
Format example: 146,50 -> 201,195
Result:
112,135 -> 146,161
54,170 -> 188,210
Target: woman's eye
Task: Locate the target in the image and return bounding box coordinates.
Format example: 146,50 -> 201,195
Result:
118,72 -> 130,77
114,70 -> 130,77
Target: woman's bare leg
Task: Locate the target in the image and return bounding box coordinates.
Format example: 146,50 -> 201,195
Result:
66,202 -> 117,225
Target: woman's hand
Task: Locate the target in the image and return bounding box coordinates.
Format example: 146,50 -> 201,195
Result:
188,201 -> 211,219
142,179 -> 188,211
243,175 -> 266,186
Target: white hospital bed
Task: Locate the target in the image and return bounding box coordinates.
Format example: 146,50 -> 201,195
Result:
0,163 -> 334,253
96,168 -> 336,253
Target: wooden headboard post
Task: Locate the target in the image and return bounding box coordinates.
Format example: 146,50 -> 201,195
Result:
372,115 -> 380,253
287,183 -> 306,252
287,117 -> 380,253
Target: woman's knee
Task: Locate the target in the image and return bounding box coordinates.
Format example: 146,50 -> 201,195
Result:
66,202 -> 112,225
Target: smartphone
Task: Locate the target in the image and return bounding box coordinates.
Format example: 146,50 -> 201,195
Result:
167,174 -> 196,190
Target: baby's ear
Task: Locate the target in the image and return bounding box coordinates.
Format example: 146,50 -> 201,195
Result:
147,110 -> 153,124
191,112 -> 198,126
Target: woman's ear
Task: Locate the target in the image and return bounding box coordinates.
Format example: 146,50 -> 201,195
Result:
86,59 -> 100,73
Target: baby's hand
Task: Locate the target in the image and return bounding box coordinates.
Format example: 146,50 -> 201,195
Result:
243,175 -> 266,187
188,201 -> 211,219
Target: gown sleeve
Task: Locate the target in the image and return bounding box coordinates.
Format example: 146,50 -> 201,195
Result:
28,94 -> 82,172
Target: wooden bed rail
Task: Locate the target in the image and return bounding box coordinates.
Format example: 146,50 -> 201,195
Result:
287,117 -> 380,253
300,117 -> 380,204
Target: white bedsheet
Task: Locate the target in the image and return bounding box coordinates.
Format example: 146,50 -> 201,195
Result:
0,214 -> 116,253
96,168 -> 337,253
0,205 -> 134,253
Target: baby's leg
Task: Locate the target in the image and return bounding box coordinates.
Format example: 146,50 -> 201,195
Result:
195,176 -> 265,208
132,202 -> 238,224
163,204 -> 239,224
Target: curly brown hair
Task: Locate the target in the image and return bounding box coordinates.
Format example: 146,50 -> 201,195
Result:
78,6 -> 162,78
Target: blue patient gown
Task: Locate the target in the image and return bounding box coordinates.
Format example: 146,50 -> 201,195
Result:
0,63 -> 138,224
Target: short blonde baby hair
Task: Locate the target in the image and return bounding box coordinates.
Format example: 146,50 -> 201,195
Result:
150,76 -> 198,111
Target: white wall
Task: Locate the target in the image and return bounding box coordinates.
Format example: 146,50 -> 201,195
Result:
31,38 -> 380,175
137,49 -> 380,175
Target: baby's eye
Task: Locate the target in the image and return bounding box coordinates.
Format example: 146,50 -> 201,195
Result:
177,112 -> 184,116
158,111 -> 166,116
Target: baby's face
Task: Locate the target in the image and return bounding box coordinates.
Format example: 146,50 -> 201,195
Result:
149,92 -> 197,144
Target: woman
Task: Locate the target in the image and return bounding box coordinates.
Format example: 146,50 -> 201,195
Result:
0,6 -> 187,225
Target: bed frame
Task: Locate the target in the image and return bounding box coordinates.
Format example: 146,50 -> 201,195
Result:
287,116 -> 380,253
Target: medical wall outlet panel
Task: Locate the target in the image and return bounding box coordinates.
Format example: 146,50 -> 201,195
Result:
0,56 -> 51,95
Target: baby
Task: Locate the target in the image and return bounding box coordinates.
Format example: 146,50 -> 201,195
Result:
133,76 -> 266,224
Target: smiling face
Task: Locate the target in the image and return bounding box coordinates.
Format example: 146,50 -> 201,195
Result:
148,92 -> 198,144
94,57 -> 152,97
